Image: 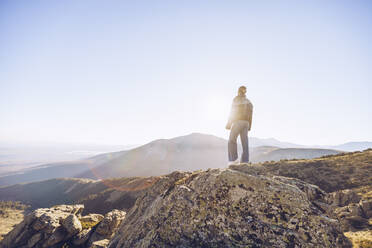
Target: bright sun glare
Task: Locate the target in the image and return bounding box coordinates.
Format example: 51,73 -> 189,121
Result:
203,95 -> 231,122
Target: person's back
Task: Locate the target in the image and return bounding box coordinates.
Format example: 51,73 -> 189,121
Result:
226,86 -> 253,165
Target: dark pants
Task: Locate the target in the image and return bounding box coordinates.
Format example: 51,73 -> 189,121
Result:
228,120 -> 249,163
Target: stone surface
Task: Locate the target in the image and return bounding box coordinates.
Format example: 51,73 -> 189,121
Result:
332,198 -> 372,231
62,214 -> 82,235
72,228 -> 92,246
327,189 -> 361,207
0,204 -> 124,248
42,226 -> 66,247
0,205 -> 75,248
80,213 -> 104,224
87,210 -> 126,246
27,233 -> 42,247
51,204 -> 84,216
108,169 -> 351,247
95,210 -> 126,236
90,239 -> 109,248
359,199 -> 372,218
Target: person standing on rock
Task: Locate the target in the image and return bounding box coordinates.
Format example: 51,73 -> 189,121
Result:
226,86 -> 253,165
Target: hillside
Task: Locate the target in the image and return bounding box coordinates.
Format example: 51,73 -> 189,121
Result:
77,140 -> 340,179
329,142 -> 372,152
1,170 -> 352,248
0,151 -> 125,187
77,133 -> 227,179
1,149 -> 369,212
0,177 -> 156,215
0,149 -> 371,247
230,149 -> 372,193
77,134 -> 341,180
0,201 -> 29,241
0,133 -> 343,186
250,146 -> 340,162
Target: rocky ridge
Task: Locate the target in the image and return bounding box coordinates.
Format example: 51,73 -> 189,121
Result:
109,168 -> 351,247
3,159 -> 370,247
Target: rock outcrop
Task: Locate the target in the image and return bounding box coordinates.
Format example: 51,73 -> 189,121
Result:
327,189 -> 372,232
87,209 -> 126,247
327,189 -> 361,207
0,204 -> 125,248
1,167 -> 356,247
109,169 -> 351,247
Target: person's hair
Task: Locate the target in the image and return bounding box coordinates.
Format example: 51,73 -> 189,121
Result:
238,86 -> 246,96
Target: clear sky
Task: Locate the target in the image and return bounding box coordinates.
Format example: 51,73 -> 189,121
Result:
1,0 -> 371,146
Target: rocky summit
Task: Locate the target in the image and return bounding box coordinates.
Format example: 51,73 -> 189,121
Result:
0,167 -> 354,247
109,168 -> 351,247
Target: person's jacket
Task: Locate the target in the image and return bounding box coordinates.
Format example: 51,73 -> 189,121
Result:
227,95 -> 253,130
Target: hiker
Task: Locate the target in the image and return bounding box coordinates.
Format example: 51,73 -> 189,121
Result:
225,86 -> 253,165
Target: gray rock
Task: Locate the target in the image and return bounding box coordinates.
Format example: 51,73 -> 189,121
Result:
333,199 -> 372,231
359,199 -> 372,217
95,210 -> 126,236
348,203 -> 362,216
51,204 -> 84,216
88,210 -> 126,246
327,189 -> 361,207
27,233 -> 42,247
79,213 -> 104,224
90,239 -> 109,248
43,226 -> 66,247
0,204 -> 84,248
72,228 -> 92,246
108,169 -> 351,248
62,214 -> 82,236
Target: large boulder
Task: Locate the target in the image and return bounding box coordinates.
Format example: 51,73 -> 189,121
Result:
87,209 -> 126,246
0,205 -> 81,248
72,228 -> 92,246
80,213 -> 104,225
0,204 -> 125,248
0,205 -> 84,248
359,199 -> 372,218
327,189 -> 361,207
108,169 -> 351,247
91,239 -> 110,248
333,198 -> 372,231
62,214 -> 82,236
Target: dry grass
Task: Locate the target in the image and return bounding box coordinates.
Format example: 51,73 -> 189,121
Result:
102,176 -> 161,192
233,149 -> 372,193
344,229 -> 372,248
79,218 -> 100,229
0,208 -> 25,241
0,201 -> 29,241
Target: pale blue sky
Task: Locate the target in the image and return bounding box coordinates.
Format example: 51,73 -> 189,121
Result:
1,0 -> 371,146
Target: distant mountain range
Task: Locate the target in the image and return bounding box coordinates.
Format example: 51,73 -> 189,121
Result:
0,142 -> 136,176
326,141 -> 372,152
0,133 -> 351,186
249,137 -> 372,151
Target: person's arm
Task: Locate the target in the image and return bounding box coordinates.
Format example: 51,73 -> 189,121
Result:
248,103 -> 253,131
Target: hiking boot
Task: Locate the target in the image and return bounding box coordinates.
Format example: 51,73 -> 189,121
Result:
227,159 -> 240,166
239,162 -> 252,166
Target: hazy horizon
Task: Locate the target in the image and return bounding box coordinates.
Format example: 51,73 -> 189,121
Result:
1,0 -> 371,146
